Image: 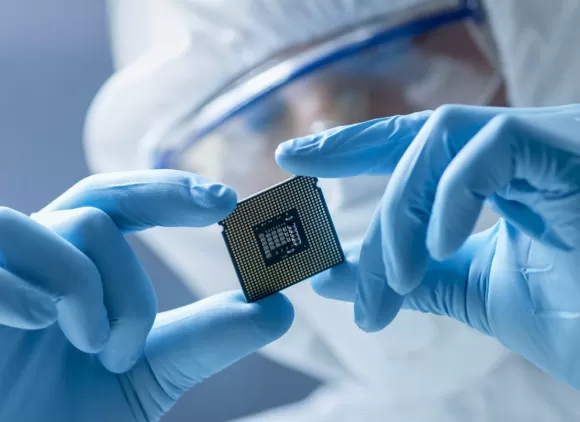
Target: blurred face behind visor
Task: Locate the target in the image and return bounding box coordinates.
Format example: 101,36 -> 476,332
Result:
145,1 -> 505,198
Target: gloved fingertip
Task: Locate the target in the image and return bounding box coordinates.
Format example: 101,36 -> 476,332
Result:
275,139 -> 312,175
275,135 -> 317,158
354,273 -> 377,325
354,282 -> 403,332
354,302 -> 395,333
58,305 -> 111,354
190,182 -> 238,217
387,278 -> 420,296
353,273 -> 386,332
426,235 -> 453,262
98,306 -> 156,373
310,272 -> 353,302
100,357 -> 128,374
87,326 -> 111,354
199,182 -> 237,204
247,293 -> 295,340
24,297 -> 58,330
275,131 -> 345,176
100,346 -> 144,374
310,256 -> 357,302
381,239 -> 428,296
426,217 -> 471,262
354,300 -> 381,333
274,140 -> 293,158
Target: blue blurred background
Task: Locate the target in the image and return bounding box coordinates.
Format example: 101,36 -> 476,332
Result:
0,1 -> 317,420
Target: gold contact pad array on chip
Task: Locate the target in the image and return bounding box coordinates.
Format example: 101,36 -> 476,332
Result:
219,176 -> 345,302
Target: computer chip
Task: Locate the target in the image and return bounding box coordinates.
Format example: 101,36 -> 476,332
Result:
219,176 -> 344,302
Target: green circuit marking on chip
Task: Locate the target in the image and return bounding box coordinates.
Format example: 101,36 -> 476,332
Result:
219,176 -> 345,302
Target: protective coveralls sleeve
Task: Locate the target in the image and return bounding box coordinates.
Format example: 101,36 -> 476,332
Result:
0,169 -> 294,422
276,104 -> 580,389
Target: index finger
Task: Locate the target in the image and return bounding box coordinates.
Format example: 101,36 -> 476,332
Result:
274,106 -> 568,178
40,170 -> 238,232
275,111 -> 432,177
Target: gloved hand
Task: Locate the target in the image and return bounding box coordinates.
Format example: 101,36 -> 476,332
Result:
0,170 -> 293,422
276,104 -> 580,388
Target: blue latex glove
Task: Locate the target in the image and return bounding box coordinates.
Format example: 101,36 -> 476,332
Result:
0,170 -> 293,422
276,104 -> 580,388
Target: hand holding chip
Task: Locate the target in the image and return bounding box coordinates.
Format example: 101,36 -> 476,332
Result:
276,104 -> 580,390
0,170 -> 294,422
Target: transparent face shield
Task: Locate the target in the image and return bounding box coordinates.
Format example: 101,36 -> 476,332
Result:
150,1 -> 505,198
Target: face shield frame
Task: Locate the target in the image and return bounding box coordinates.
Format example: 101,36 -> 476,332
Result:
149,0 -> 492,170
145,0 -> 501,197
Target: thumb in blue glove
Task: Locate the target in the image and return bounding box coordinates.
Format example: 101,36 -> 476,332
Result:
0,170 -> 293,422
276,104 -> 580,389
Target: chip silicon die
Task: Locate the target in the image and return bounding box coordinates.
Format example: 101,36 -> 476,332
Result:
219,176 -> 344,302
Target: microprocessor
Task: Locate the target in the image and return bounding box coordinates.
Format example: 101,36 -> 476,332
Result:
219,176 -> 344,302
